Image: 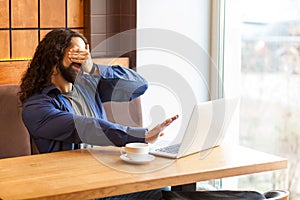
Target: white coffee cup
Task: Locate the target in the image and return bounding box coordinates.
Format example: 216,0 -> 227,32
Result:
120,142 -> 149,161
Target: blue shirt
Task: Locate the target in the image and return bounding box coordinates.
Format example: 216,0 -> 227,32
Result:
22,64 -> 148,153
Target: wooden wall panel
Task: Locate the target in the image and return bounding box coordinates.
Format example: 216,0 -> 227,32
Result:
0,0 -> 9,28
67,0 -> 84,27
40,30 -> 51,41
0,61 -> 29,84
11,30 -> 38,59
72,29 -> 85,35
0,31 -> 10,59
11,0 -> 38,28
40,0 -> 65,28
0,0 -> 128,84
0,58 -> 128,85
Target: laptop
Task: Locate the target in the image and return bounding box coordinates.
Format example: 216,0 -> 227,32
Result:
149,97 -> 239,159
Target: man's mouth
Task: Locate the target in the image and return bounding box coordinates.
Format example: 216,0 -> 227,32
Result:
72,62 -> 82,70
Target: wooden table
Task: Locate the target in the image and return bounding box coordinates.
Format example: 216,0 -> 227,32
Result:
0,144 -> 287,200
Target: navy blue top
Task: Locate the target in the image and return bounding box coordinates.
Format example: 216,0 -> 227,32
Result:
22,64 -> 148,153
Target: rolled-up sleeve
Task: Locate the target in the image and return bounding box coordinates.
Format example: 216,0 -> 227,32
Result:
22,96 -> 81,143
22,94 -> 146,147
97,65 -> 148,102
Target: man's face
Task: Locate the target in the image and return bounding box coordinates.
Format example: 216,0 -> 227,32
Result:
59,37 -> 86,83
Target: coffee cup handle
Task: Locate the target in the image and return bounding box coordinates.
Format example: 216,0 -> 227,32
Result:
120,147 -> 127,156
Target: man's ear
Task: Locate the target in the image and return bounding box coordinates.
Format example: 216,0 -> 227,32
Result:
52,64 -> 60,76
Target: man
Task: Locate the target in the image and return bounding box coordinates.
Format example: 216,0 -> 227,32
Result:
19,28 -> 178,154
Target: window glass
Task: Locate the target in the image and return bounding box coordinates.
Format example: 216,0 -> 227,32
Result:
239,0 -> 300,198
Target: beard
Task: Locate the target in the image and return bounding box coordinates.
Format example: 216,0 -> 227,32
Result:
58,62 -> 81,84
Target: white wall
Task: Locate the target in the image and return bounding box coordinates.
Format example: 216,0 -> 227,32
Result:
136,0 -> 241,189
137,0 -> 212,143
137,0 -> 210,47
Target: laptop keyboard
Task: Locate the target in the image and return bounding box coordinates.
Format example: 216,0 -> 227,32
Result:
155,143 -> 180,154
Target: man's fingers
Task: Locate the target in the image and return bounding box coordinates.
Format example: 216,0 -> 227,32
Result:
146,115 -> 179,144
68,48 -> 89,61
162,115 -> 179,127
171,114 -> 179,121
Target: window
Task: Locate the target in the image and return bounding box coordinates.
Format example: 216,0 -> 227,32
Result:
233,0 -> 300,198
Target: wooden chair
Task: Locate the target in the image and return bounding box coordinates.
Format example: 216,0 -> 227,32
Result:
161,189 -> 289,200
94,57 -> 143,127
103,97 -> 143,127
264,190 -> 289,200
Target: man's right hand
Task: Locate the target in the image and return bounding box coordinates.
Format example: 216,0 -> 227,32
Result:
68,44 -> 94,74
145,115 -> 179,144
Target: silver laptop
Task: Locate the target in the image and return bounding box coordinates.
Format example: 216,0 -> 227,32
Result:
149,97 -> 239,159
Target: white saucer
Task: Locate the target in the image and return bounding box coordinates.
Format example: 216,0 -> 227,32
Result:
120,154 -> 155,164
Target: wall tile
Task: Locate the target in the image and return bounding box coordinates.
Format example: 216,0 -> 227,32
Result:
120,16 -> 130,32
131,0 -> 136,15
107,0 -> 120,15
107,16 -> 120,33
84,0 -> 136,68
120,0 -> 131,15
119,32 -> 136,52
91,16 -> 106,34
130,16 -> 136,29
91,33 -> 106,51
106,33 -> 120,52
91,0 -> 106,15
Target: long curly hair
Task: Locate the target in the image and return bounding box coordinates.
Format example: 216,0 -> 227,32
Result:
19,28 -> 88,104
